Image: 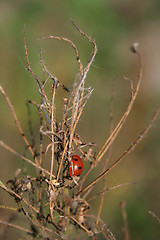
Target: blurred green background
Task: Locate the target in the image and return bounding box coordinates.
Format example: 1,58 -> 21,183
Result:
0,0 -> 160,239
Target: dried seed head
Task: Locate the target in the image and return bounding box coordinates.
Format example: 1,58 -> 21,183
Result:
130,42 -> 139,53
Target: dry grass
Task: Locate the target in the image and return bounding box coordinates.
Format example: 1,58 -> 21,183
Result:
0,21 -> 160,240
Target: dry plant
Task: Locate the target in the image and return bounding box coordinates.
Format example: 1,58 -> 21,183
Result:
0,21 -> 160,240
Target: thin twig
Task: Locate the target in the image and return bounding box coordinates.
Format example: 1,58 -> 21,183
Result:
96,79 -> 115,225
87,182 -> 136,202
0,220 -> 36,235
0,180 -> 39,214
38,35 -> 83,76
0,140 -> 55,178
0,86 -> 39,165
119,201 -> 130,240
96,44 -> 142,163
23,25 -> 50,109
149,210 -> 160,224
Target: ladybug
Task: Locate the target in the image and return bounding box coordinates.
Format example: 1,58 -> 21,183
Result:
69,155 -> 83,177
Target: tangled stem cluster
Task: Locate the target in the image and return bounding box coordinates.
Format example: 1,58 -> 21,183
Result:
0,22 -> 160,240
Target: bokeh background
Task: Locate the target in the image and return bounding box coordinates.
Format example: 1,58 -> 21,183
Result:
0,0 -> 160,239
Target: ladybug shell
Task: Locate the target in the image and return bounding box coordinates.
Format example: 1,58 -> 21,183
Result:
69,155 -> 83,177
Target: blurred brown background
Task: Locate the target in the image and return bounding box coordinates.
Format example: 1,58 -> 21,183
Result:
0,0 -> 160,239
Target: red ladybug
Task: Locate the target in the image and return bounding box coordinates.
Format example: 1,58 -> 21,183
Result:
69,155 -> 83,177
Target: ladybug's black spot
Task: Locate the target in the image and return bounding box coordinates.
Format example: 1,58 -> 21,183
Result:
78,166 -> 82,170
74,158 -> 78,161
77,175 -> 80,176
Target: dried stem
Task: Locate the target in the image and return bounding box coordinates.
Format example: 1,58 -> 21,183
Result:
0,180 -> 39,214
0,140 -> 55,178
149,210 -> 160,224
96,45 -> 143,163
0,220 -> 36,236
38,35 -> 83,76
87,182 -> 136,202
23,25 -> 50,109
0,86 -> 39,165
119,201 -> 130,240
96,80 -> 115,225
